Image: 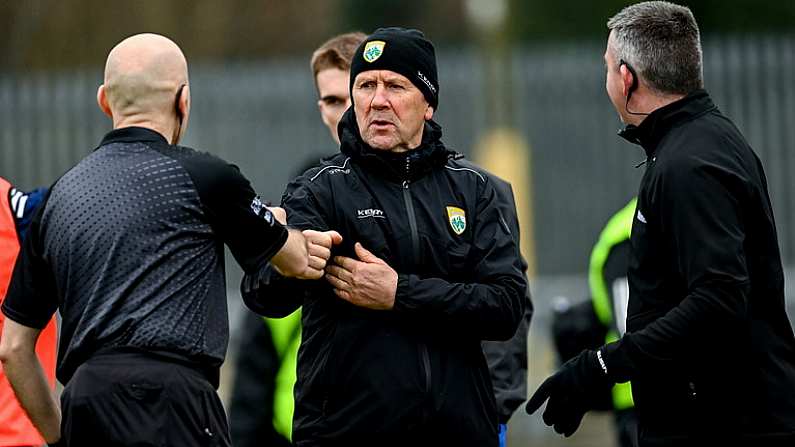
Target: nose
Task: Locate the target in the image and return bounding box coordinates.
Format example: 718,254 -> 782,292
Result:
370,83 -> 389,110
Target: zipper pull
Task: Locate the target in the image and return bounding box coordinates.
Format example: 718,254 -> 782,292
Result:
402,180 -> 409,189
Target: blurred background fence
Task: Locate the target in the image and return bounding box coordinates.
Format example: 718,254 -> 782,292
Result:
4,35 -> 795,276
3,18 -> 795,446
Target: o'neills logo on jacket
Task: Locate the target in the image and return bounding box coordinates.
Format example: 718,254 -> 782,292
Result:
357,208 -> 385,219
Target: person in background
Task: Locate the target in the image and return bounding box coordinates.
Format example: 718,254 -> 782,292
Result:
0,180 -> 54,447
586,198 -> 638,447
551,198 -> 638,447
312,32 -> 368,145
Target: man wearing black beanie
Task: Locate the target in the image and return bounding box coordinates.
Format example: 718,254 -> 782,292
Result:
241,27 -> 529,447
348,27 -> 439,110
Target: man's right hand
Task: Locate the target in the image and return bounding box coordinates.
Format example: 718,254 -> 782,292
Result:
0,320 -> 62,444
297,230 -> 343,279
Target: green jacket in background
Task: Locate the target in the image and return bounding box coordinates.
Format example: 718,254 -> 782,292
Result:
588,198 -> 636,411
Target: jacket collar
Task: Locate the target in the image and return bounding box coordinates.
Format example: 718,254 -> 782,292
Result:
618,89 -> 716,158
337,108 -> 454,183
99,126 -> 168,148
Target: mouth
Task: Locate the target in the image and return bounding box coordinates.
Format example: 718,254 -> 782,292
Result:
369,119 -> 395,130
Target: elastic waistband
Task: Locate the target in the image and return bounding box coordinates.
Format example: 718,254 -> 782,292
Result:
88,346 -> 221,389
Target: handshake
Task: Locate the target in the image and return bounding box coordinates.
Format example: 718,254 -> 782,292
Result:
267,206 -> 398,310
267,206 -> 342,280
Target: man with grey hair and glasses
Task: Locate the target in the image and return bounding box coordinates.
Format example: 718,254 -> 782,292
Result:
527,2 -> 795,446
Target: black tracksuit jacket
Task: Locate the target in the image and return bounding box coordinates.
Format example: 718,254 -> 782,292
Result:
242,110 -> 527,446
605,90 -> 795,446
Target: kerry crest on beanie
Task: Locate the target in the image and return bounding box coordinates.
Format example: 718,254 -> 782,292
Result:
350,27 -> 439,109
363,40 -> 386,62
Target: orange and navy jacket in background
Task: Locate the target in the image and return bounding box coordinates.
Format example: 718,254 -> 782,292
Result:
0,177 -> 57,446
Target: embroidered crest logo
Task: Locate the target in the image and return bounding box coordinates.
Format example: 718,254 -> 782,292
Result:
446,206 -> 466,235
250,196 -> 264,215
363,41 -> 386,63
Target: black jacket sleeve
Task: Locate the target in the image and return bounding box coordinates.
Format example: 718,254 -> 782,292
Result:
392,179 -> 527,341
482,303 -> 531,422
606,158 -> 751,381
240,176 -> 328,317
241,265 -> 305,317
480,178 -> 532,421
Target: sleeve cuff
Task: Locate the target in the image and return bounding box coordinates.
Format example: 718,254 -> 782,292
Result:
392,273 -> 414,313
246,224 -> 290,274
601,337 -> 638,384
1,301 -> 51,330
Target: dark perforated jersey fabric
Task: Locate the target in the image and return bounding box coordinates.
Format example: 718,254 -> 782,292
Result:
2,127 -> 287,385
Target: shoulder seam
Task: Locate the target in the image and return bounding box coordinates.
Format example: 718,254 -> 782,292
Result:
310,157 -> 351,182
444,165 -> 485,182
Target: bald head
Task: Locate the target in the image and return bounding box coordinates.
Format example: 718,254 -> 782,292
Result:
98,34 -> 190,142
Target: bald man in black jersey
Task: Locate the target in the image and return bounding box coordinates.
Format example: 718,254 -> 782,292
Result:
0,33 -> 338,446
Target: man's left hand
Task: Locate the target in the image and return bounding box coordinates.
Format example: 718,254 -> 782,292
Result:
325,242 -> 397,310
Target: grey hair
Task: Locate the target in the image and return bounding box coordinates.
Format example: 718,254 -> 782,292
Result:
607,1 -> 703,95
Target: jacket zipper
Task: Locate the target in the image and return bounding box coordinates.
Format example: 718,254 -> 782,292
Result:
402,180 -> 421,267
402,170 -> 431,395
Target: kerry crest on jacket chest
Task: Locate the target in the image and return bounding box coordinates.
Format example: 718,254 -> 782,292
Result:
446,206 -> 466,235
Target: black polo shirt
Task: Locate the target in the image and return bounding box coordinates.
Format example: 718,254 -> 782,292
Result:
2,127 -> 288,385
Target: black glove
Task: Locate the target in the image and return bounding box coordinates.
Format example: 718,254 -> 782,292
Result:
525,347 -> 613,437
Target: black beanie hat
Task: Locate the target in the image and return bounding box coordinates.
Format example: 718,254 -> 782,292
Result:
349,27 -> 439,109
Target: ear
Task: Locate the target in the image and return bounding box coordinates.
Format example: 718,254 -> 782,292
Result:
619,64 -> 634,97
178,85 -> 190,117
96,85 -> 113,118
424,105 -> 434,121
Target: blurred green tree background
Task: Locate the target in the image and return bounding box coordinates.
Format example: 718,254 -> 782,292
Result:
2,0 -> 791,72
